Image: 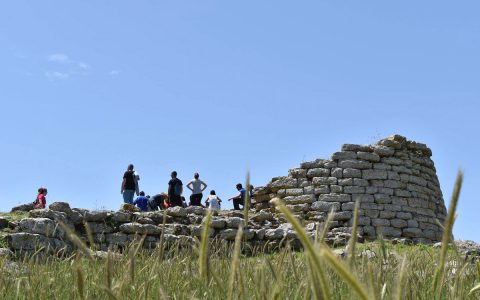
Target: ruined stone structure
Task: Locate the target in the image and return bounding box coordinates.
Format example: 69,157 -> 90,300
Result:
254,134 -> 447,243
1,135 -> 448,257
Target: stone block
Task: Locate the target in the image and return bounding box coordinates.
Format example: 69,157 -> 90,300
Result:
307,168 -> 330,178
377,187 -> 394,195
283,195 -> 315,204
381,157 -> 404,165
318,194 -> 351,203
373,163 -> 392,170
394,189 -> 411,197
372,145 -> 395,157
384,180 -> 405,189
268,176 -> 298,191
376,227 -> 402,237
353,178 -> 369,186
383,204 -> 402,211
374,194 -> 391,204
288,168 -> 307,178
341,144 -> 372,152
379,211 -> 396,219
387,171 -> 400,180
311,201 -> 341,212
403,227 -> 423,238
396,212 -> 412,220
357,152 -> 380,162
364,209 -> 379,218
352,194 -> 374,203
333,211 -> 352,221
390,219 -> 408,228
331,168 -> 343,178
344,186 -> 365,194
409,175 -> 427,187
365,187 -> 378,194
362,169 -> 388,180
343,168 -> 362,178
338,160 -> 372,169
363,226 -> 376,236
331,151 -> 357,160
407,220 -> 419,228
330,185 -> 343,193
285,188 -> 304,196
338,178 -> 353,185
312,177 -> 338,186
372,219 -> 390,226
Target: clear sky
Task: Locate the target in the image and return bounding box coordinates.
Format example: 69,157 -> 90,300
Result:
0,1 -> 479,241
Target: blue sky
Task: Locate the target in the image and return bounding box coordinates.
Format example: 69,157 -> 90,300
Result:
1,1 -> 479,241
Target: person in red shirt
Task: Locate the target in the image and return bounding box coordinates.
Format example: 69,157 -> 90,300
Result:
35,187 -> 47,209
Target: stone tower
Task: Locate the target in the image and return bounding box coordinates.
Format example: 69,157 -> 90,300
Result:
254,135 -> 447,243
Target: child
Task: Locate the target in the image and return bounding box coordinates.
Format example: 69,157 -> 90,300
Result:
133,191 -> 149,212
35,187 -> 47,209
205,190 -> 222,211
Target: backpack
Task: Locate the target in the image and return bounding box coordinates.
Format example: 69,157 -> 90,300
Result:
173,181 -> 183,196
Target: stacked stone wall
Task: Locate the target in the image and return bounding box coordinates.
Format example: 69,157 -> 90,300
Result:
3,135 -> 448,257
254,134 -> 447,243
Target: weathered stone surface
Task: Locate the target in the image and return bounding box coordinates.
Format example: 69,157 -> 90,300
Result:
111,211 -> 132,223
29,209 -> 68,223
362,169 -> 388,180
318,194 -> 351,203
283,195 -> 315,204
119,223 -> 161,235
343,168 -> 362,178
166,207 -> 187,217
265,228 -> 286,240
19,218 -> 64,238
312,177 -> 337,185
288,168 -> 307,178
185,206 -> 207,216
86,222 -> 115,234
251,211 -> 273,222
372,145 -> 395,157
0,248 -> 14,259
331,151 -> 357,160
226,217 -> 244,228
49,202 -> 72,216
311,201 -> 341,212
268,176 -> 297,191
338,160 -> 372,169
84,210 -> 110,222
357,152 -> 380,162
307,168 -> 330,177
11,203 -> 36,213
341,144 -> 372,152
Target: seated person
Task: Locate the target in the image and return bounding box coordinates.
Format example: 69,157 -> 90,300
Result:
133,191 -> 149,212
148,193 -> 168,211
228,183 -> 246,210
205,190 -> 222,211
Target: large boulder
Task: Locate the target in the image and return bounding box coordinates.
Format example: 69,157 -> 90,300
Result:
11,203 -> 36,213
18,218 -> 65,238
48,202 -> 72,216
28,209 -> 68,223
166,207 -> 187,217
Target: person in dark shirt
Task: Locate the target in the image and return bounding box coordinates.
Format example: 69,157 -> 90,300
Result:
121,164 -> 139,204
148,193 -> 168,211
133,191 -> 149,212
168,171 -> 183,207
228,183 -> 246,210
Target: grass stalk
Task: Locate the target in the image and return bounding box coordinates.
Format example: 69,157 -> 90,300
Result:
433,170 -> 463,299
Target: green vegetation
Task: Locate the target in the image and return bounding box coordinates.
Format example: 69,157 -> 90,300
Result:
0,171 -> 479,299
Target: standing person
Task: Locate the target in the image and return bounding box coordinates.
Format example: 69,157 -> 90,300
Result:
205,190 -> 222,211
35,187 -> 47,209
121,164 -> 139,204
133,191 -> 149,212
228,183 -> 246,210
186,173 -> 207,207
168,171 -> 183,207
148,193 -> 169,211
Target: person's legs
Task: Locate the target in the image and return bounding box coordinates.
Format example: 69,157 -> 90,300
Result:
191,193 -> 203,206
123,190 -> 135,204
171,195 -> 182,207
233,198 -> 241,210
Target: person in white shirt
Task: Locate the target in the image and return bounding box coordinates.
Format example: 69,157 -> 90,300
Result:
205,190 -> 222,211
186,173 -> 208,206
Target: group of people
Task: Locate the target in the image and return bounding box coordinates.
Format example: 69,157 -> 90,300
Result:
120,164 -> 253,212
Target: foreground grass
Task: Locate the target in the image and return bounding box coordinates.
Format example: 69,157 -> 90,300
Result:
0,241 -> 478,299
0,171 -> 478,299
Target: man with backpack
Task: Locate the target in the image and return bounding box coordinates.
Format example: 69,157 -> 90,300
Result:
168,171 -> 183,207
